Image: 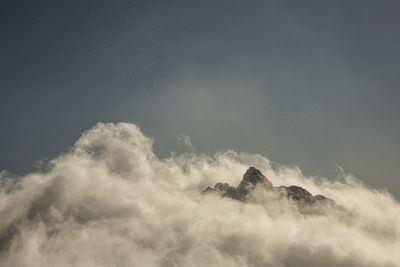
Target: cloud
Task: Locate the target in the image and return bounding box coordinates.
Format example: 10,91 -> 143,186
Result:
177,134 -> 196,153
0,122 -> 399,267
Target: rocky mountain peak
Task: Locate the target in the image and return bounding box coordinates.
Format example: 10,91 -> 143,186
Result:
203,167 -> 337,214
243,167 -> 266,183
242,166 -> 273,188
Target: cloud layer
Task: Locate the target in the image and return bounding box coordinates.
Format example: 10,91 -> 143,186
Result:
0,122 -> 399,267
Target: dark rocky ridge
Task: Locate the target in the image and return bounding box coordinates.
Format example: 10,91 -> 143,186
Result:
204,167 -> 337,214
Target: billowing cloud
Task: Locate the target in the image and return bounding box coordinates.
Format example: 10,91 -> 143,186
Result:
0,122 -> 399,267
177,134 -> 196,153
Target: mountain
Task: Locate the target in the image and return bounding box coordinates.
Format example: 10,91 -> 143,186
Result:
203,167 -> 337,214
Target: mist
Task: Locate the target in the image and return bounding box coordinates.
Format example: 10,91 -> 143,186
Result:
0,122 -> 399,267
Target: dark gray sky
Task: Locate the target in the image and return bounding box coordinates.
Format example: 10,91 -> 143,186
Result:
1,0 -> 399,197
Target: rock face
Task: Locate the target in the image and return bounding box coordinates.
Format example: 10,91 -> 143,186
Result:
203,167 -> 336,214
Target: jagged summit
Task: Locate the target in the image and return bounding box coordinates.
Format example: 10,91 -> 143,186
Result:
242,167 -> 268,184
203,167 -> 336,214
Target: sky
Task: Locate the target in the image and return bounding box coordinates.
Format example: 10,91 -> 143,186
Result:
1,0 -> 399,197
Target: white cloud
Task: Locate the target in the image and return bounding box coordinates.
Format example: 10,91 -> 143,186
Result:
0,122 -> 399,267
177,134 -> 196,153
